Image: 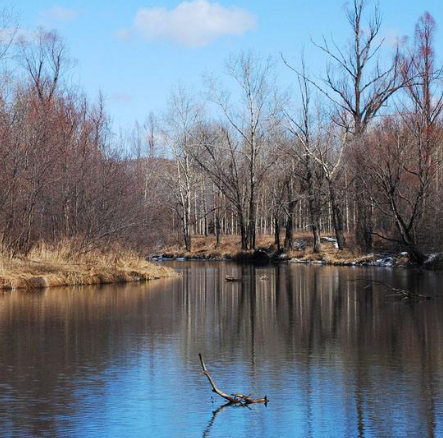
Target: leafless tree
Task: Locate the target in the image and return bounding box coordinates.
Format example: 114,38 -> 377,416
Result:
299,0 -> 407,251
162,86 -> 202,251
363,12 -> 443,263
204,52 -> 278,249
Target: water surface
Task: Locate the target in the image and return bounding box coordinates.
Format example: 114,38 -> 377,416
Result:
0,261 -> 442,437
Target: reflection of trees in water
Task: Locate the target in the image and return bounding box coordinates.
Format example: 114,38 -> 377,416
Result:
403,297 -> 439,438
0,279 -> 181,436
1,263 -> 442,436
178,261 -> 443,364
178,262 -> 443,437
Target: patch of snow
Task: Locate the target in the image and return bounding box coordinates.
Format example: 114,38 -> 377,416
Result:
321,236 -> 337,243
425,253 -> 438,263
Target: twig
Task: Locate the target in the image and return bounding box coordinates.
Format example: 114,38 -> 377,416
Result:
349,279 -> 431,301
199,354 -> 268,405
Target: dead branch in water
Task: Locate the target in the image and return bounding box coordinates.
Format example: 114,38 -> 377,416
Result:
199,354 -> 268,405
350,279 -> 432,301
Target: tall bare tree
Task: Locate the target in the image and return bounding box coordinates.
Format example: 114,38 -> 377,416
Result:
205,52 -> 278,249
363,12 -> 443,263
162,86 -> 202,251
301,0 -> 407,251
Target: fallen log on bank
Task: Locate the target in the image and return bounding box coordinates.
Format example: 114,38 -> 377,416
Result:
199,354 -> 268,405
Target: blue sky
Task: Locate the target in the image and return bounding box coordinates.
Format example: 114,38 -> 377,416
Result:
7,0 -> 443,133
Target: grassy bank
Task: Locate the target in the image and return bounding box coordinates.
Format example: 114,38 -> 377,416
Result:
158,235 -> 279,260
0,241 -> 178,291
156,234 -> 410,267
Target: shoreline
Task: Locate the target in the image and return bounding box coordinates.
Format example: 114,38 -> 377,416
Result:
150,252 -> 410,269
0,263 -> 178,291
0,242 -> 179,291
149,234 -> 434,269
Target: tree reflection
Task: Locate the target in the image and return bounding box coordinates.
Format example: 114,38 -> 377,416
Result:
0,262 -> 442,437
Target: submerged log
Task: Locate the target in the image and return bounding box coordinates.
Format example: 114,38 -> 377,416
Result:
351,279 -> 432,301
199,354 -> 268,405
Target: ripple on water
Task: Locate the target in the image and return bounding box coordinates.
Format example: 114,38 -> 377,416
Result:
0,262 -> 442,437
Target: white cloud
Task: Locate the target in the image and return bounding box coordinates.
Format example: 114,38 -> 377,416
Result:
133,0 -> 256,47
42,6 -> 81,23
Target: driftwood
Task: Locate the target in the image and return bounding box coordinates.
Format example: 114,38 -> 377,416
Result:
351,279 -> 431,301
199,354 -> 268,405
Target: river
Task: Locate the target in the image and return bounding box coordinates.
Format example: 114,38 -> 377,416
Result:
0,261 -> 442,437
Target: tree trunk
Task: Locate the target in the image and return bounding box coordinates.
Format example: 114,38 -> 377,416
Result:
215,211 -> 221,248
248,195 -> 256,250
238,212 -> 248,250
274,215 -> 281,251
182,213 -> 192,252
313,223 -> 321,253
355,179 -> 374,253
328,179 -> 346,250
306,159 -> 322,253
284,212 -> 293,250
183,194 -> 192,251
284,180 -> 296,250
407,245 -> 427,265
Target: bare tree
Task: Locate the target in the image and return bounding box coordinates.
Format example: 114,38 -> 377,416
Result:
363,12 -> 443,263
162,86 -> 202,251
18,28 -> 72,103
145,111 -> 157,158
205,52 -> 278,249
299,0 -> 407,251
281,63 -> 329,252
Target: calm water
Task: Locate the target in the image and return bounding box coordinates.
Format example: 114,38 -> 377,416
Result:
0,261 -> 442,438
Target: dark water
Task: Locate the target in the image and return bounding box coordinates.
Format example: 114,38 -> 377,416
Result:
0,262 -> 443,438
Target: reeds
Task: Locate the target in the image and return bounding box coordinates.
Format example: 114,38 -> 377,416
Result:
0,239 -> 177,290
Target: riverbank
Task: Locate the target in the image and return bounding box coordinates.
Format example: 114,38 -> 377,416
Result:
152,234 -> 412,268
0,241 -> 178,291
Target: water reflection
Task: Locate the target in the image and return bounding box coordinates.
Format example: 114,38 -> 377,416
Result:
0,263 -> 442,437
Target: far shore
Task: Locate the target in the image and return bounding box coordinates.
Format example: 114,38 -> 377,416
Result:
151,234 -> 416,269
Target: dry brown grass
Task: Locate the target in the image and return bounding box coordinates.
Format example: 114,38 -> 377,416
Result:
160,233 -> 394,267
162,234 -> 248,259
160,232 -> 365,262
0,240 -> 177,291
161,234 -> 280,260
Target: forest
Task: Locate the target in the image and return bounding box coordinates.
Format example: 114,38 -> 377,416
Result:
1,0 -> 442,267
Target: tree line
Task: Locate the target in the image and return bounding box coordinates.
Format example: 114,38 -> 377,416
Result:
154,1 -> 443,264
1,1 -> 442,264
0,15 -> 170,255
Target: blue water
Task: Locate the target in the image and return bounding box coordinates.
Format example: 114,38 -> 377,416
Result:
0,262 -> 442,437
